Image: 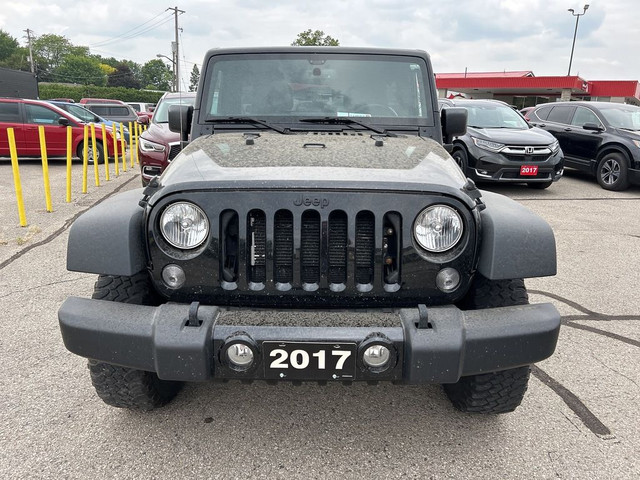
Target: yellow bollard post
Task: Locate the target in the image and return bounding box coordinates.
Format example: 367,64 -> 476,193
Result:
136,123 -> 141,164
119,123 -> 127,172
133,123 -> 140,166
66,126 -> 72,203
90,123 -> 100,187
38,125 -> 53,212
82,125 -> 89,194
100,124 -> 111,180
111,123 -> 119,177
128,121 -> 134,167
7,128 -> 27,226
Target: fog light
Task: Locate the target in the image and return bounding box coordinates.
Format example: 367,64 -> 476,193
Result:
363,345 -> 390,368
227,343 -> 254,369
162,264 -> 185,289
436,267 -> 460,292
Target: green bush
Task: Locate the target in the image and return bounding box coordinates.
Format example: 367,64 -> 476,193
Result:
39,83 -> 166,103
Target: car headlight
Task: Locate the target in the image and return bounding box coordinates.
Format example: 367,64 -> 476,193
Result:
472,137 -> 505,152
550,140 -> 560,153
414,205 -> 463,253
160,202 -> 209,249
140,138 -> 166,152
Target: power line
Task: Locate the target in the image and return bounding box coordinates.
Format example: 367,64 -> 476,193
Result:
89,11 -> 174,48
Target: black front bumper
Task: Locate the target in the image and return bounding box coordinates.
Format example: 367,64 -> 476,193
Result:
58,298 -> 560,384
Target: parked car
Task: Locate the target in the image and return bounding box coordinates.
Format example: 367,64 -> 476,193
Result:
520,106 -> 536,121
138,92 -> 196,186
83,102 -> 140,126
127,102 -> 155,125
439,98 -> 564,189
0,98 -> 122,162
47,101 -> 130,143
529,101 -> 640,190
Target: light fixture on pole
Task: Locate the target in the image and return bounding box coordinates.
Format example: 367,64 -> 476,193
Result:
567,4 -> 589,76
156,53 -> 177,92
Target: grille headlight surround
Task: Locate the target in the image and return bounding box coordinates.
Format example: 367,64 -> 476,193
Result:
472,136 -> 505,152
414,205 -> 463,253
160,202 -> 209,249
139,138 -> 166,152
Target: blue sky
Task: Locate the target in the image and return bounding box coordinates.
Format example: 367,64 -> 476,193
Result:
1,0 -> 638,88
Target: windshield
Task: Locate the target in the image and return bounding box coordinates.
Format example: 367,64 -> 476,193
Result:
153,95 -> 196,123
599,105 -> 640,130
464,103 -> 529,129
61,104 -> 101,123
202,54 -> 430,124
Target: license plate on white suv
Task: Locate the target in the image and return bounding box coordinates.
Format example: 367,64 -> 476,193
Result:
263,342 -> 357,380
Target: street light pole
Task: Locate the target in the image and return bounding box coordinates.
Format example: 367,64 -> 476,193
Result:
156,54 -> 176,92
567,4 -> 589,76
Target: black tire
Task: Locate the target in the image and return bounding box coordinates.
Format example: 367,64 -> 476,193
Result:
88,272 -> 182,411
452,147 -> 468,176
527,180 -> 553,189
76,141 -> 105,165
445,275 -> 531,413
596,152 -> 629,191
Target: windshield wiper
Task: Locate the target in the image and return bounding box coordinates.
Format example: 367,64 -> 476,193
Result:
205,117 -> 287,134
298,117 -> 395,136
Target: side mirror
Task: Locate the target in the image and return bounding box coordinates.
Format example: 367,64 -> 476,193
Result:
58,117 -> 70,126
583,122 -> 603,132
168,105 -> 194,143
441,107 -> 467,145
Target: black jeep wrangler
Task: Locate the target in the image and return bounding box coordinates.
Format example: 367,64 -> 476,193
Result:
59,47 -> 560,414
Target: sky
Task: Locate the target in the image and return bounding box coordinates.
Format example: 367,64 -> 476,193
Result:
1,0 -> 639,89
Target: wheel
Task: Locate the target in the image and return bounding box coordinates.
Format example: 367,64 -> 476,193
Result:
445,275 -> 531,413
527,180 -> 553,189
76,141 -> 105,165
596,152 -> 629,191
88,272 -> 182,411
452,148 -> 469,176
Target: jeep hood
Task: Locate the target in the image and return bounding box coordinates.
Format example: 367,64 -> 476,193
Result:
157,132 -> 468,197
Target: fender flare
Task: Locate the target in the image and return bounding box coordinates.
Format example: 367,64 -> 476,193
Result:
67,189 -> 147,276
477,190 -> 556,280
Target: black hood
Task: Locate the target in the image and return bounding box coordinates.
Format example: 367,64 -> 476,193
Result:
467,125 -> 556,145
153,132 -> 472,204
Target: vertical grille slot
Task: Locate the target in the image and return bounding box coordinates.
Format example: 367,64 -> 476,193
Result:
383,212 -> 402,285
300,210 -> 321,284
220,210 -> 239,283
247,210 -> 266,283
328,211 -> 348,284
274,210 -> 294,284
355,211 -> 375,285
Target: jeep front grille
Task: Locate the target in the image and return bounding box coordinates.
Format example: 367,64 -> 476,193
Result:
220,208 -> 400,291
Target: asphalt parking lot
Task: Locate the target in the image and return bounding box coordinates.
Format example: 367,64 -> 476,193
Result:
0,160 -> 638,479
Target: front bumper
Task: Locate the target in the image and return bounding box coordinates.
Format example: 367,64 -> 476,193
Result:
58,298 -> 560,384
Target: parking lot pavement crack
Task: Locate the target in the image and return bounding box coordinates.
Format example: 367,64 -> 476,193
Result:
588,352 -> 640,389
0,175 -> 140,273
531,365 -> 612,438
564,322 -> 640,349
0,277 -> 86,300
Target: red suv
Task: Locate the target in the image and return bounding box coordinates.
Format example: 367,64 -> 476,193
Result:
0,98 -> 123,162
138,92 -> 196,185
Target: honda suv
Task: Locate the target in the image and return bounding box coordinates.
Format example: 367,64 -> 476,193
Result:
529,101 -> 640,190
439,99 -> 563,189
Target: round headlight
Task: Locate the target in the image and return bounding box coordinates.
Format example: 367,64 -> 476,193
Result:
160,202 -> 209,249
414,205 -> 463,253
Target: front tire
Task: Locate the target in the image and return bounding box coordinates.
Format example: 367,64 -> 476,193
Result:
445,275 -> 531,413
452,147 -> 469,176
596,152 -> 629,191
76,141 -> 105,165
88,272 -> 182,411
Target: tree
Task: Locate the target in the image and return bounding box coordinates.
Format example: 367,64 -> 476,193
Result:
107,62 -> 141,89
291,30 -> 339,46
54,55 -> 106,86
0,29 -> 19,61
189,64 -> 200,92
32,34 -> 89,80
141,59 -> 173,91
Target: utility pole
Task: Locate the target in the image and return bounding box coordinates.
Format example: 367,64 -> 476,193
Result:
167,6 -> 185,91
23,29 -> 35,73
